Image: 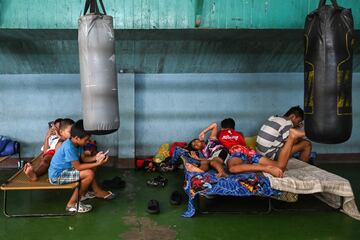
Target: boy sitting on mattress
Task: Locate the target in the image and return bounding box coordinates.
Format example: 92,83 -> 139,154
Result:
226,106 -> 310,177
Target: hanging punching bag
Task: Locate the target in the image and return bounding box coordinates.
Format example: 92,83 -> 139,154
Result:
304,0 -> 354,144
78,0 -> 119,135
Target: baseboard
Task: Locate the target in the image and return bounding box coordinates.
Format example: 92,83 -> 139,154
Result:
1,153 -> 359,169
0,156 -> 135,169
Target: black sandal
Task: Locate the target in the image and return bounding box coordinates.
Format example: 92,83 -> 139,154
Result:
170,190 -> 182,205
146,175 -> 168,187
147,199 -> 160,214
102,176 -> 126,189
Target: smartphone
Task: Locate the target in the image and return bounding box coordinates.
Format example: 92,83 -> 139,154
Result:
104,149 -> 110,155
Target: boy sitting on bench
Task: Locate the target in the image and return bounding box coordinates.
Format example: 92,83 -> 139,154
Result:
48,119 -> 109,213
24,118 -> 74,181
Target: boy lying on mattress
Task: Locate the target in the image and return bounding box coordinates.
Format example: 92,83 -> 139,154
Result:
185,107 -> 310,177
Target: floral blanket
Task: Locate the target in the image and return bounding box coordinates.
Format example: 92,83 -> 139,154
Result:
171,147 -> 281,217
182,170 -> 281,217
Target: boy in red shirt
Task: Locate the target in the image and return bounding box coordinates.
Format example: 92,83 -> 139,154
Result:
218,118 -> 246,150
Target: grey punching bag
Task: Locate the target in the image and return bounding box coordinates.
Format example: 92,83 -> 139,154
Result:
78,0 -> 119,135
304,0 -> 354,143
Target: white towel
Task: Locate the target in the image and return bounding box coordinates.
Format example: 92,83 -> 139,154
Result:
264,158 -> 360,221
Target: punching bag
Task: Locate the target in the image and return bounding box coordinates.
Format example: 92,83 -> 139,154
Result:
78,0 -> 119,135
304,0 -> 354,144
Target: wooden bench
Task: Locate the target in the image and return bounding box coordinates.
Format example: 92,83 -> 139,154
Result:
0,156 -> 11,163
1,154 -> 80,217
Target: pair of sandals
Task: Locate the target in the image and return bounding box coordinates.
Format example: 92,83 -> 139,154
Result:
146,175 -> 168,187
147,190 -> 182,214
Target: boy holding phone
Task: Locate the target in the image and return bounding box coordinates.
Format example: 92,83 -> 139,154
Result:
49,120 -> 114,213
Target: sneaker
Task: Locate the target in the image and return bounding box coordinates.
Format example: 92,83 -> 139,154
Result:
66,202 -> 92,213
80,191 -> 96,201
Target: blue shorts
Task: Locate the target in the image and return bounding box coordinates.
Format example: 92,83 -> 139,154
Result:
225,152 -> 261,166
49,168 -> 80,185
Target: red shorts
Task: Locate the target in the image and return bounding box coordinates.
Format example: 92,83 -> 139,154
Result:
43,149 -> 55,158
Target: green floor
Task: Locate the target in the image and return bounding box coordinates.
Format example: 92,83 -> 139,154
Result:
1,163 -> 360,240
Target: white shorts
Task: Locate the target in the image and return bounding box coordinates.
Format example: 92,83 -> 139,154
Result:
208,149 -> 230,162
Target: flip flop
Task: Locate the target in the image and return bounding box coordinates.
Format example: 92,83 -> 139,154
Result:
170,190 -> 182,205
103,191 -> 116,200
147,199 -> 160,214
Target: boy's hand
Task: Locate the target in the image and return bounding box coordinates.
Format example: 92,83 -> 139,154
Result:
46,128 -> 55,137
95,152 -> 106,163
97,155 -> 109,165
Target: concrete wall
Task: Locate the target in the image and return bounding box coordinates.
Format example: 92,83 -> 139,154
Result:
1,72 -> 358,158
1,30 -> 360,74
0,74 -> 135,159
0,0 -> 359,159
135,73 -> 360,156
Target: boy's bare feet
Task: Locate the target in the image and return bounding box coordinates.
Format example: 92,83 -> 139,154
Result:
23,163 -> 38,181
289,128 -> 305,139
265,165 -> 283,178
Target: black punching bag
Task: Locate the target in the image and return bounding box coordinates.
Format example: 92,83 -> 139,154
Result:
304,0 -> 355,144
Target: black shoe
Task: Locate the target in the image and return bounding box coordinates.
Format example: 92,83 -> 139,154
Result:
102,176 -> 126,189
146,175 -> 168,187
170,190 -> 182,205
147,199 -> 160,214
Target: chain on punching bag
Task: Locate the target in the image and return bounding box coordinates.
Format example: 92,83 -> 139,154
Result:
78,0 -> 119,135
304,0 -> 355,144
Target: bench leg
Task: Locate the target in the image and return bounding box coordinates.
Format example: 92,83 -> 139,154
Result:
266,198 -> 273,214
3,190 -> 10,217
2,186 -> 80,218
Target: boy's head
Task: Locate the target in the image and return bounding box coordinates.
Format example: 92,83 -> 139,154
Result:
53,118 -> 63,130
70,119 -> 91,146
187,139 -> 205,151
59,118 -> 75,140
284,106 -> 304,128
221,118 -> 235,129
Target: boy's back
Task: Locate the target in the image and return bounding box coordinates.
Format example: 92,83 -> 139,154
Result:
256,115 -> 293,159
218,128 -> 246,149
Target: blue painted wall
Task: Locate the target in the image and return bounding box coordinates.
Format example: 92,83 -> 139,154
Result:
135,73 -> 360,156
0,74 -> 135,159
0,72 -> 359,158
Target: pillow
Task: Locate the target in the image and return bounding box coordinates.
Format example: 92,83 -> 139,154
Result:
244,136 -> 257,150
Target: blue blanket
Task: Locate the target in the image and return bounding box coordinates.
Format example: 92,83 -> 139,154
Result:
171,147 -> 281,217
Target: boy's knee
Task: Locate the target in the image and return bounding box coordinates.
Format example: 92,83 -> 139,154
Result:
82,169 -> 95,179
303,140 -> 312,149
